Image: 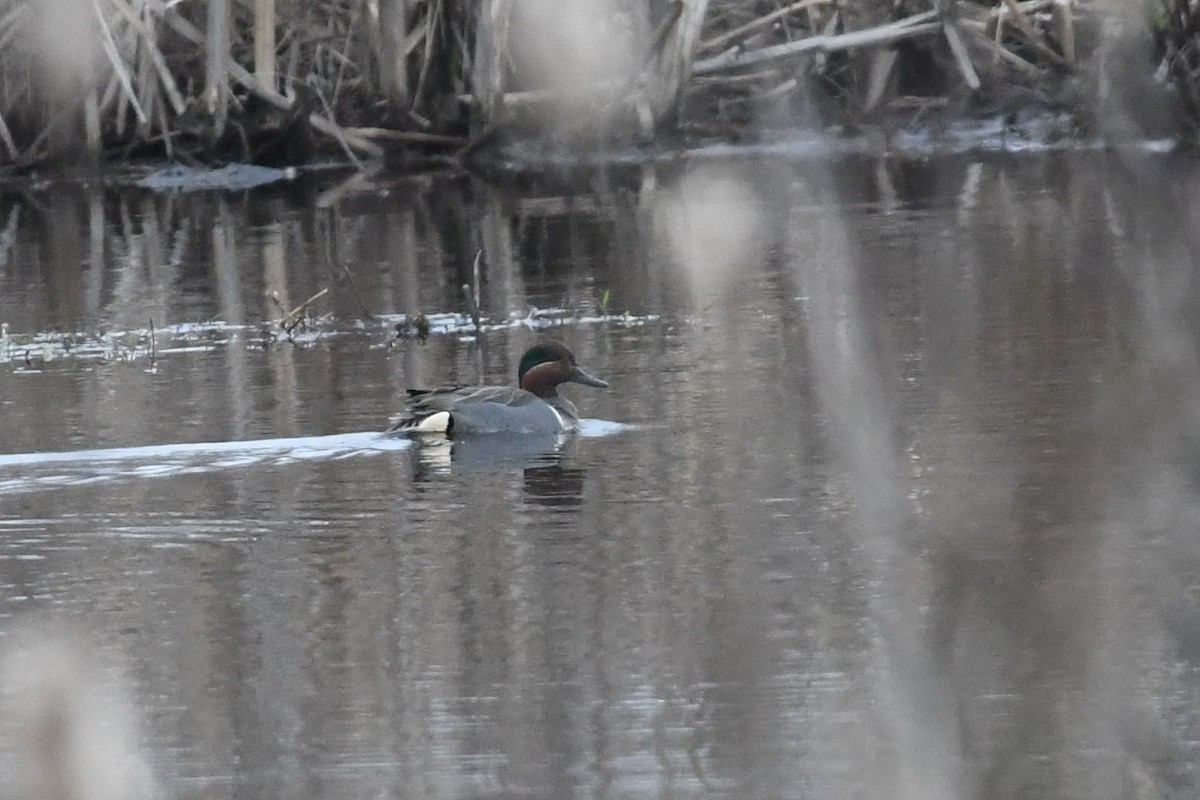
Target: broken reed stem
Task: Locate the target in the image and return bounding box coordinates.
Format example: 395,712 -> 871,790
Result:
289,288 -> 329,320
275,287 -> 329,334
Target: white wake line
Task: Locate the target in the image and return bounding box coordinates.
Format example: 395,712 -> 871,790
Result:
0,420 -> 631,471
0,432 -> 411,469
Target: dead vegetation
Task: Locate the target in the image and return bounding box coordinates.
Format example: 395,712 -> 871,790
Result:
0,0 -> 1188,170
686,0 -> 1091,127
1152,0 -> 1200,133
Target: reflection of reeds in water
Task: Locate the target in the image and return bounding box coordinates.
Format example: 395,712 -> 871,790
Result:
0,623 -> 154,800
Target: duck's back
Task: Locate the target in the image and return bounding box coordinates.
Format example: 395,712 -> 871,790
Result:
390,386 -> 572,435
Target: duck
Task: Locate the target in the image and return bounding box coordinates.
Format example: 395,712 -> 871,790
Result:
388,341 -> 609,436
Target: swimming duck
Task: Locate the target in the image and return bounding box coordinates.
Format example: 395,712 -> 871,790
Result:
389,341 -> 609,435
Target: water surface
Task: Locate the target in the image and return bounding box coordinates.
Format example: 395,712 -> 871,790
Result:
1,152 -> 1200,799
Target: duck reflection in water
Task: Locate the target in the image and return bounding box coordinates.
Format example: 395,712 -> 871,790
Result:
523,463 -> 585,508
410,433 -> 586,507
410,430 -> 571,474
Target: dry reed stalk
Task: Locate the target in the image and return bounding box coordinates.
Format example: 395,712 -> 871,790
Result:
471,0 -> 514,128
254,0 -> 276,90
84,86 -> 102,158
91,0 -> 148,126
700,0 -> 832,54
379,0 -> 410,107
136,33 -> 159,138
205,0 -> 231,136
412,0 -> 443,114
1000,0 -> 1071,67
156,7 -> 384,158
989,0 -> 1056,22
279,288 -> 329,332
943,19 -> 981,90
283,30 -> 300,91
347,126 -> 466,145
104,67 -> 130,138
693,10 -> 941,75
966,25 -> 1045,80
156,96 -> 173,160
105,0 -> 186,116
863,47 -> 898,111
0,111 -> 18,160
312,80 -> 364,168
692,68 -> 786,85
1053,0 -> 1075,63
121,14 -> 146,134
329,0 -> 367,108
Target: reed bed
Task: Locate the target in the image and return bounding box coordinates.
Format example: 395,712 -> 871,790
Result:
686,0 -> 1092,125
0,0 -> 476,168
0,0 -> 1188,170
1152,0 -> 1200,133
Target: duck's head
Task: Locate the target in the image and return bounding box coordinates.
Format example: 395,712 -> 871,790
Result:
518,342 -> 609,398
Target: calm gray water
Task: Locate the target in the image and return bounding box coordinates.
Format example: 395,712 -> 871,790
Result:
1,151 -> 1200,799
